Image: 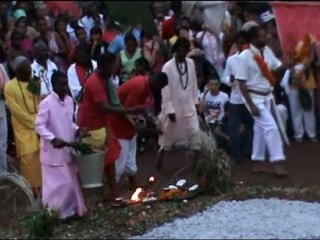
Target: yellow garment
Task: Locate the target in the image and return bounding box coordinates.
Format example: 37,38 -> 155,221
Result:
291,34 -> 317,90
170,35 -> 178,46
4,78 -> 40,157
20,151 -> 42,188
82,128 -> 108,150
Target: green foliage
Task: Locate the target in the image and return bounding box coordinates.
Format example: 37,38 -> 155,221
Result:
195,147 -> 235,195
27,75 -> 41,96
103,1 -> 157,35
299,88 -> 312,111
19,207 -> 60,239
70,141 -> 95,155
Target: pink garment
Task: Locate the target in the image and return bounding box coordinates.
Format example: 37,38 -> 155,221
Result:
41,162 -> 87,219
144,94 -> 154,111
271,2 -> 320,55
159,58 -> 201,150
49,32 -> 60,54
35,92 -> 87,218
22,36 -> 34,56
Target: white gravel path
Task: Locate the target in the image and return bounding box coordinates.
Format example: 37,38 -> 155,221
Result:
131,198 -> 320,239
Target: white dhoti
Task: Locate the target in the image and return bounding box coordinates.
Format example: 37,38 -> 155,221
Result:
245,94 -> 285,162
158,112 -> 201,151
287,88 -> 316,139
115,135 -> 138,183
276,104 -> 288,132
159,58 -> 201,151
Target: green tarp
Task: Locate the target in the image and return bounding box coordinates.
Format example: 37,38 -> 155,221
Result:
103,1 -> 158,35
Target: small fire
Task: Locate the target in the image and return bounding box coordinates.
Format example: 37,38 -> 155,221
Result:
131,187 -> 143,202
149,176 -> 155,183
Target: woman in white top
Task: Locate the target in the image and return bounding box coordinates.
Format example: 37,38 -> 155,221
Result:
196,26 -> 225,76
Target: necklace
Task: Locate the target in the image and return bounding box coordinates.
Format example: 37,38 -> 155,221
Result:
17,79 -> 38,114
175,58 -> 189,90
39,68 -> 51,94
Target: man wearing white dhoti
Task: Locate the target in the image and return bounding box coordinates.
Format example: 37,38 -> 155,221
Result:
157,37 -> 200,169
235,26 -> 288,177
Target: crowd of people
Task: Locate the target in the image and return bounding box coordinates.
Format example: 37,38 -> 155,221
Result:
0,1 -> 319,221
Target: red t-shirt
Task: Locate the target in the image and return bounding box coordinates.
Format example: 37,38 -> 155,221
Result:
108,75 -> 150,140
77,71 -> 108,130
162,15 -> 176,40
102,30 -> 120,44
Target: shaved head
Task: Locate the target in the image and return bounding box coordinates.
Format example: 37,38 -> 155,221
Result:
34,40 -> 48,54
13,56 -> 29,72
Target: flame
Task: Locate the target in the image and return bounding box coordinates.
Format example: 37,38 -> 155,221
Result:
131,187 -> 143,202
149,176 -> 155,183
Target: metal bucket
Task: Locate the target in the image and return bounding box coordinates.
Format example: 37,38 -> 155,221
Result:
72,151 -> 105,189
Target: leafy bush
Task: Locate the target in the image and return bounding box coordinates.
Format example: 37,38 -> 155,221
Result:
19,207 -> 60,239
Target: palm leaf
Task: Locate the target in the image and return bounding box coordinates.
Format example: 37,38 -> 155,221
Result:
195,125 -> 235,194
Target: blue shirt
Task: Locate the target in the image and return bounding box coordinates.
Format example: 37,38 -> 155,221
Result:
108,33 -> 125,55
107,28 -> 141,55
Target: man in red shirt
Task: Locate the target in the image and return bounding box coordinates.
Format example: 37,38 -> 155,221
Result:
162,1 -> 183,40
77,53 -> 145,203
108,72 -> 168,191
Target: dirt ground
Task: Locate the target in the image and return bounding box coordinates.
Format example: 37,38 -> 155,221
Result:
1,139 -> 320,238
135,139 -> 320,190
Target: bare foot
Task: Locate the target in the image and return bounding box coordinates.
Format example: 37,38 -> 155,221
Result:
252,162 -> 272,174
272,163 -> 288,177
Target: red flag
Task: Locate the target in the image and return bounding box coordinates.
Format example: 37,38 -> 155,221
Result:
46,1 -> 81,19
271,2 -> 320,55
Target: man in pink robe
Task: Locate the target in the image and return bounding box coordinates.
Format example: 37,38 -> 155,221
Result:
35,70 -> 87,220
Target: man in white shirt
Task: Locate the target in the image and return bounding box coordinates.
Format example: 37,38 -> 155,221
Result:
31,41 -> 58,99
235,25 -> 288,177
222,30 -> 253,164
79,3 -> 104,40
196,26 -> 225,77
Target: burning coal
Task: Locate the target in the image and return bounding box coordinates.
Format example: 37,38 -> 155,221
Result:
131,187 -> 143,202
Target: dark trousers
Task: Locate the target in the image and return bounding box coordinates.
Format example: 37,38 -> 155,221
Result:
216,136 -> 229,153
228,103 -> 254,162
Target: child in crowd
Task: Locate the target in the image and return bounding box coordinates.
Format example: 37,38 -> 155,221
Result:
199,78 -> 229,127
134,57 -> 151,77
199,77 -> 230,151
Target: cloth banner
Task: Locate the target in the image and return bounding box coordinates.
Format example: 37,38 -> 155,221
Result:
46,1 -> 81,19
271,2 -> 320,55
182,1 -> 226,35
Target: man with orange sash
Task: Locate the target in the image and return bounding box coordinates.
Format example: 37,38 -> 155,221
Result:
235,25 -> 288,177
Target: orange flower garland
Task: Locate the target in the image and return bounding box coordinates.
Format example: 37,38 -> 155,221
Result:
293,33 -> 312,64
253,54 -> 276,86
241,44 -> 276,86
